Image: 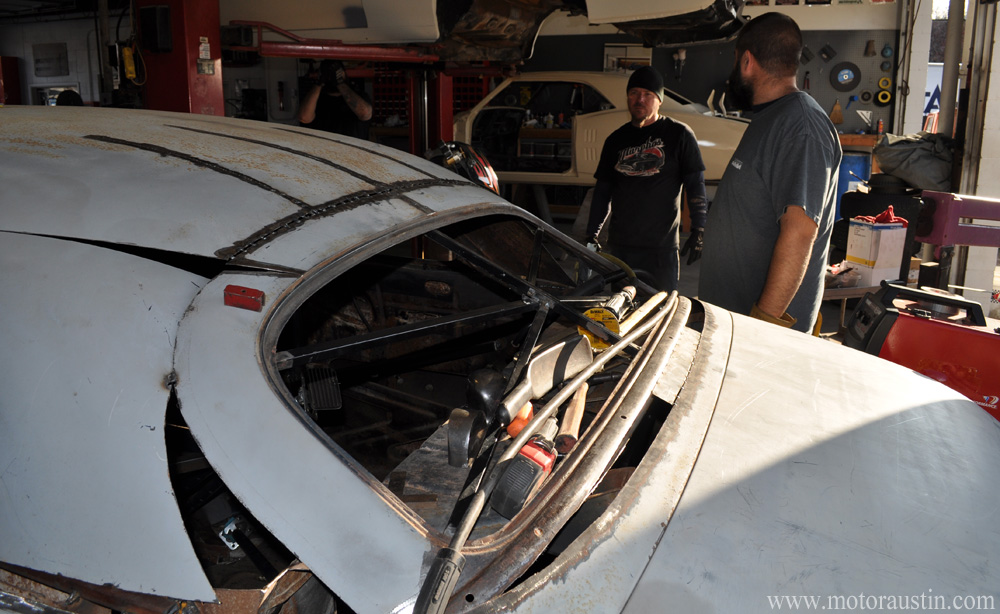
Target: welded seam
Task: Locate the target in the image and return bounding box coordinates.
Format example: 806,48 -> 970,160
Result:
217,178 -> 460,261
166,125 -> 388,186
84,135 -> 311,209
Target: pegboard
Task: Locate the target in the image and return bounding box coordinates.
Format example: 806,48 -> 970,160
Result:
453,76 -> 490,114
798,30 -> 899,135
372,64 -> 412,125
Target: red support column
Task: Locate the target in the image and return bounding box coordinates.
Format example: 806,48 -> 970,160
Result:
136,0 -> 224,115
428,72 -> 454,145
408,71 -> 420,155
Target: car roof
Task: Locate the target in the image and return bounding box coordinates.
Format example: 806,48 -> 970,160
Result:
0,106 -> 510,271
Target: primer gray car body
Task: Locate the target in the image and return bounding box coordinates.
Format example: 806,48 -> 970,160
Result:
1,107 -> 997,614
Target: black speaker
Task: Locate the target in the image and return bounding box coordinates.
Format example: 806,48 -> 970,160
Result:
140,6 -> 172,53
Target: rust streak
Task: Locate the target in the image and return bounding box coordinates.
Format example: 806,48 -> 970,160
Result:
166,125 -> 388,187
84,135 -> 311,209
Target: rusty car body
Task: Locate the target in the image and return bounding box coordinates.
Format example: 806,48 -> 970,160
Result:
1,106 -> 998,614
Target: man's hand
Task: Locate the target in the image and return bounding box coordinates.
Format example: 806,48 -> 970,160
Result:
680,229 -> 704,265
750,302 -> 797,328
321,60 -> 345,86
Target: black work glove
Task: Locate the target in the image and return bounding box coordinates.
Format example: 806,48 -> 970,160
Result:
320,60 -> 345,86
680,229 -> 704,265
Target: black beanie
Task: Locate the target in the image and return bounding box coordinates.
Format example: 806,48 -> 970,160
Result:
626,66 -> 664,101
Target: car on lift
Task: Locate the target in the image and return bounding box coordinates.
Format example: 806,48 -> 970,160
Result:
1,107 -> 998,614
452,71 -> 748,225
222,0 -> 746,63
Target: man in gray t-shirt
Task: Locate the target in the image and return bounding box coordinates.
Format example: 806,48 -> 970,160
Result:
698,13 -> 841,333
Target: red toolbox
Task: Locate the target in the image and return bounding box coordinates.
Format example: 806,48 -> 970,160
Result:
845,281 -> 1000,420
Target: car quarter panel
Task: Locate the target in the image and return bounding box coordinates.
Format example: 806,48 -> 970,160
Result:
173,271 -> 432,614
0,233 -> 215,601
625,306 -> 1000,612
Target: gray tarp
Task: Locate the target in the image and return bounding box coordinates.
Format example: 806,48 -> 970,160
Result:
873,131 -> 955,191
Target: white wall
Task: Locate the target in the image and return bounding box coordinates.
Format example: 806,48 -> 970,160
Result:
966,5 -> 1000,317
742,2 -> 899,30
0,17 -> 105,104
898,0 -> 933,134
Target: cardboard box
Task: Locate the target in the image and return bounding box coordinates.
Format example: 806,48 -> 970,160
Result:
846,219 -> 907,286
907,257 -> 921,287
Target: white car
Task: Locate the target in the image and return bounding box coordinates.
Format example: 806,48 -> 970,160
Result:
452,71 -> 748,194
220,0 -> 745,63
1,107 -> 997,614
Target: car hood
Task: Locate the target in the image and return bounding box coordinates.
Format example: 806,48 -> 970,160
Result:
0,107 -> 495,272
625,309 -> 1000,609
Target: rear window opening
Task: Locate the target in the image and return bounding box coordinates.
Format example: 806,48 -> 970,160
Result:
269,214 -> 676,537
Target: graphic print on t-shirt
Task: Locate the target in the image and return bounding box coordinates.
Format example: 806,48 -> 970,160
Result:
614,136 -> 665,177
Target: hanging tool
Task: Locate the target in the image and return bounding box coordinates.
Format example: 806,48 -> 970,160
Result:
830,62 -> 860,92
829,99 -> 844,125
856,110 -> 873,132
846,95 -> 859,110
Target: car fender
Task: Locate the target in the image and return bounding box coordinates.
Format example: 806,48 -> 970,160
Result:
0,232 -> 215,601
624,307 -> 1000,611
173,269 -> 434,614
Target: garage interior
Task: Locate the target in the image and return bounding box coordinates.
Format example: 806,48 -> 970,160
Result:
2,2 -> 1000,613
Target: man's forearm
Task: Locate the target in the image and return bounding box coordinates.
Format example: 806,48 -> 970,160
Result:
337,83 -> 373,122
299,85 -> 322,124
586,181 -> 613,240
683,170 -> 708,230
757,206 -> 817,317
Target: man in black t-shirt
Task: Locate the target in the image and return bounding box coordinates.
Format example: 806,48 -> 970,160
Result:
585,66 -> 708,292
299,60 -> 372,141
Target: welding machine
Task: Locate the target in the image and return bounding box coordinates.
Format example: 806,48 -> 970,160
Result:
844,281 -> 1000,420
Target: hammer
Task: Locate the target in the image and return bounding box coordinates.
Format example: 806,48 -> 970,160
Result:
555,382 -> 588,454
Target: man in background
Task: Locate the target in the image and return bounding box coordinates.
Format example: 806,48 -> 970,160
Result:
698,13 -> 842,333
299,60 -> 372,140
585,65 -> 708,292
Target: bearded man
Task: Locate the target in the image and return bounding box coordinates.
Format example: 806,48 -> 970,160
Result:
698,12 -> 842,333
